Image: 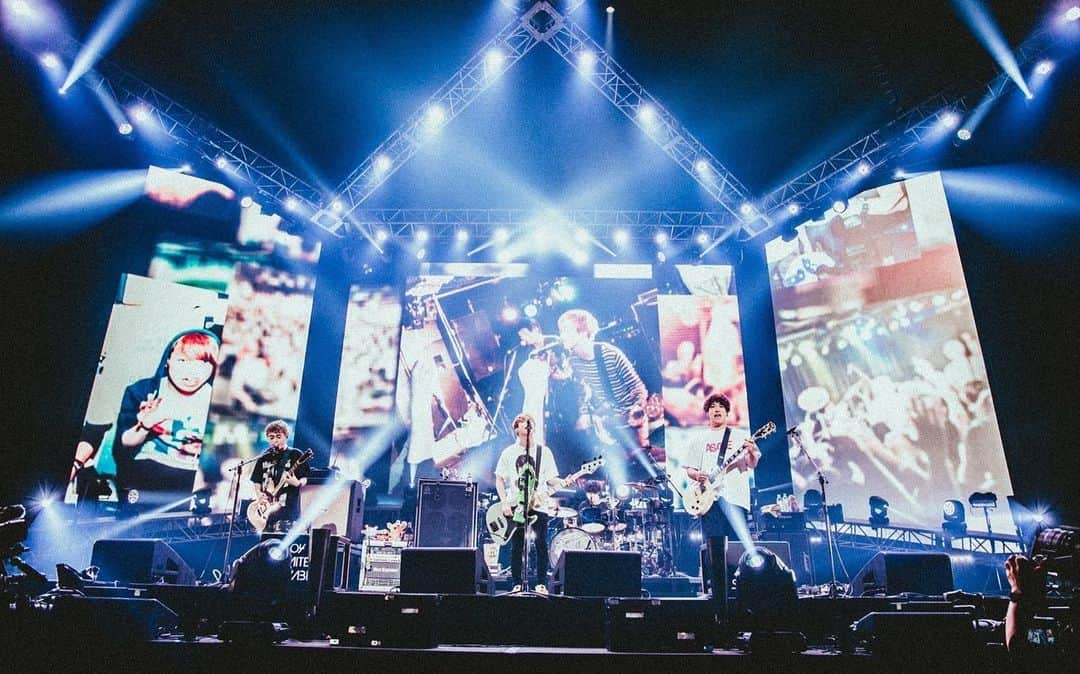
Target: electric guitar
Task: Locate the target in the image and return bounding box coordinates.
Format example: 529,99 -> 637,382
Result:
247,448 -> 313,532
485,456 -> 604,546
683,422 -> 776,517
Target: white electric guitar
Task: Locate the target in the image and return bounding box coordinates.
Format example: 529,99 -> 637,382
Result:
683,422 -> 776,517
485,456 -> 604,546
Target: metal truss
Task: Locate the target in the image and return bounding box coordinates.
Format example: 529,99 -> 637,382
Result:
128,512 -> 257,544
327,1 -> 763,239
750,27 -> 1060,239
349,207 -> 732,241
825,519 -> 1023,559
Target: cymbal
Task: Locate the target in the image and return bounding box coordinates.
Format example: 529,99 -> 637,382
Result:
623,482 -> 658,490
553,507 -> 577,519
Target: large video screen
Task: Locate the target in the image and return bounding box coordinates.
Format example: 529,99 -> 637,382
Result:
66,274 -> 228,505
766,173 -> 1012,531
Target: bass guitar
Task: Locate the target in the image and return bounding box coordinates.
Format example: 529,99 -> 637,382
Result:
247,448 -> 313,532
485,456 -> 604,546
683,422 -> 776,517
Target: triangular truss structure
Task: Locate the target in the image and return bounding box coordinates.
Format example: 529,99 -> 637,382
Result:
36,2 -> 1065,245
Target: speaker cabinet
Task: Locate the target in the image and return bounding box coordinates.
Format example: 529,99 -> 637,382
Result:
300,478 -> 365,542
399,547 -> 493,595
553,550 -> 641,597
605,597 -> 720,652
414,480 -> 477,548
90,538 -> 196,585
850,552 -> 954,597
762,532 -> 815,586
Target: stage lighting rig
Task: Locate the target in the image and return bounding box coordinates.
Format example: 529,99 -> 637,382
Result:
734,548 -> 798,623
1031,526 -> 1079,595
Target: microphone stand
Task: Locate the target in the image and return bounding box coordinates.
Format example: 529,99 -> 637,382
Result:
790,428 -> 844,598
221,453 -> 264,583
519,422 -> 534,592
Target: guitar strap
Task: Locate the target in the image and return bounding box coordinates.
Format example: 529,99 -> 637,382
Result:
717,427 -> 732,470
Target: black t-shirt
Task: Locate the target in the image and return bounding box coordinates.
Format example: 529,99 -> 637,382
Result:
250,447 -> 310,521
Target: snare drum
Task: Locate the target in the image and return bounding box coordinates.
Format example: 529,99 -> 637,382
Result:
578,506 -> 607,534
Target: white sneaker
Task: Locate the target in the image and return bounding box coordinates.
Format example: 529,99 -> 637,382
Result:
534,584 -> 548,595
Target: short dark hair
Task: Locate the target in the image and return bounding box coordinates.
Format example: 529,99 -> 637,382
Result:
703,393 -> 731,414
264,420 -> 290,437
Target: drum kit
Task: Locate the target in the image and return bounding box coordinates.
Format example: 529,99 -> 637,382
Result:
546,481 -> 675,576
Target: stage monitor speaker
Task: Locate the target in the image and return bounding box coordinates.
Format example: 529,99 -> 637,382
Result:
300,478 -> 365,542
553,550 -> 641,597
399,547 -> 492,595
850,552 -> 954,597
414,480 -> 477,548
90,538 -> 196,585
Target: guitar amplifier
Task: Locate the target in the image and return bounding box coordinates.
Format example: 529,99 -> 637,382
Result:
415,480 -> 477,548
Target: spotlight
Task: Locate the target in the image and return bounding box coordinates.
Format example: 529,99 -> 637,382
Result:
425,104 -> 446,125
1066,6 -> 1080,22
501,304 -> 519,323
656,250 -> 667,263
941,112 -> 960,128
573,228 -> 590,244
613,229 -> 629,247
832,199 -> 847,214
39,52 -> 60,70
331,200 -> 344,213
240,196 -> 253,208
695,232 -> 709,246
739,202 -> 754,216
1035,60 -> 1054,76
614,484 -> 631,500
956,128 -> 972,141
229,540 -> 292,598
455,229 -> 469,243
868,496 -> 889,528
415,228 -> 429,244
607,5 -> 615,14
637,103 -> 656,124
734,548 -> 797,620
179,163 -> 193,174
215,156 -> 228,169
284,196 -> 299,212
131,105 -> 151,122
485,48 -> 506,70
786,203 -> 800,216
375,229 -> 388,243
374,154 -> 393,172
694,159 -> 710,174
654,231 -> 668,246
577,49 -> 596,68
523,303 -> 538,318
856,162 -> 871,176
117,122 -> 133,136
942,499 -> 967,538
416,248 -> 426,260
494,227 -> 510,243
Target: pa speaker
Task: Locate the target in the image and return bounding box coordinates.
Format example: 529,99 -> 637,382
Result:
399,547 -> 492,595
414,480 -> 477,548
300,478 -> 365,542
850,552 -> 954,597
553,550 -> 641,597
91,538 -> 195,585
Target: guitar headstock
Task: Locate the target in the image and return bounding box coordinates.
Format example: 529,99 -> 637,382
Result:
752,421 -> 777,440
581,456 -> 605,474
298,449 -> 315,464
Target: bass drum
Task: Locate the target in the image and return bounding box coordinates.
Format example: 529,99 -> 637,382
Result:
548,527 -> 595,569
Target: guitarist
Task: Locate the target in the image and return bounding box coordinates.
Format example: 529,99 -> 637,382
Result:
250,420 -> 309,533
494,413 -> 563,594
685,394 -> 761,582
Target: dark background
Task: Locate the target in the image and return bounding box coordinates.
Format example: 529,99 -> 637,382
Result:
1,1 -> 1077,524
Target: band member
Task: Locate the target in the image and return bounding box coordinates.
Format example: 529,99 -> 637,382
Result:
114,329 -> 220,495
494,413 -> 563,593
684,393 -> 760,545
553,309 -> 650,473
250,420 -> 309,533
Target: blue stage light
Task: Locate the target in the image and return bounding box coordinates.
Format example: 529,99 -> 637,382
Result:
613,229 -> 629,246
832,199 -> 847,214
577,49 -> 597,69
637,103 -> 656,124
607,6 -> 615,14
786,203 -> 800,215
1065,6 -> 1080,22
39,52 -> 61,70
284,196 -> 299,211
1035,60 -> 1054,76
654,231 -> 668,246
956,128 -> 972,141
494,227 -> 510,243
240,196 -> 253,208
117,121 -> 133,135
375,229 -> 389,242
331,200 -> 344,213
415,228 -> 429,244
695,232 -> 709,246
215,156 -> 228,169
455,229 -> 469,243
857,162 -> 871,176
523,303 -> 538,318
416,248 -> 426,260
739,202 -> 754,216
374,154 -> 393,172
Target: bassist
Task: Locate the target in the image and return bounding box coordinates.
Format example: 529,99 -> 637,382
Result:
685,394 -> 761,545
250,420 -> 309,533
494,413 -> 563,593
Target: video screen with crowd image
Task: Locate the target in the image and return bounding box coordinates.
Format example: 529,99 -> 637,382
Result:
766,172 -> 1013,531
329,285 -> 404,495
